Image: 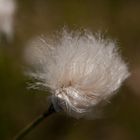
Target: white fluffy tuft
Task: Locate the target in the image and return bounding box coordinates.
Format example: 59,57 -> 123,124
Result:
0,0 -> 16,40
25,29 -> 130,118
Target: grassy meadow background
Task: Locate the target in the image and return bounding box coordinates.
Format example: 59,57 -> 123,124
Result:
0,0 -> 140,140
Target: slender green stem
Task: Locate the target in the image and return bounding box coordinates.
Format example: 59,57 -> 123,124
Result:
14,104 -> 55,140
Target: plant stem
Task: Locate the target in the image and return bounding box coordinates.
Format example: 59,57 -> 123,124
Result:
14,104 -> 55,140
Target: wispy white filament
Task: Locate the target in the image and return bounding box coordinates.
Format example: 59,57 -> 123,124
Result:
25,29 -> 130,118
0,0 -> 16,40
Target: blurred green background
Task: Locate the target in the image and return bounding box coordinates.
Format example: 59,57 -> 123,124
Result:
0,0 -> 140,140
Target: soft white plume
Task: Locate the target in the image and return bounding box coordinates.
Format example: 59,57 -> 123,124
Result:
25,29 -> 130,118
0,0 -> 16,40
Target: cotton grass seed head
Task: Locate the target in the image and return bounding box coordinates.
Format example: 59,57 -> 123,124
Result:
25,29 -> 130,118
0,0 -> 16,40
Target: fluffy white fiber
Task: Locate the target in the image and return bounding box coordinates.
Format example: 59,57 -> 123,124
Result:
25,29 -> 129,118
0,0 -> 16,40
